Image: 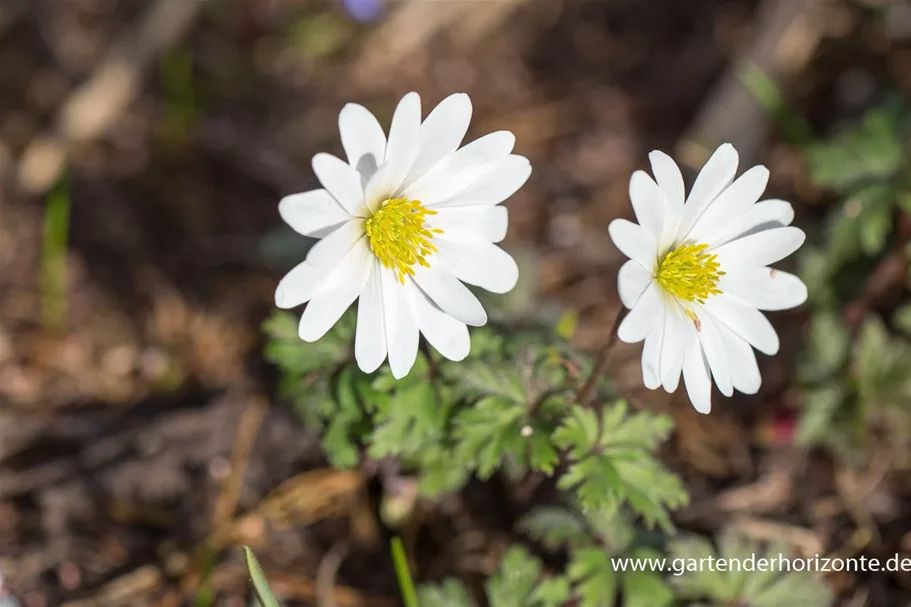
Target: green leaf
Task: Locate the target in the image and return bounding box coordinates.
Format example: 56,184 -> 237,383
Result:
529,577 -> 571,607
263,310 -> 353,376
415,445 -> 472,497
568,548 -> 617,607
446,358 -> 527,404
454,396 -> 526,478
244,546 -> 282,607
623,548 -> 674,607
417,579 -> 475,607
552,406 -> 600,458
519,507 -> 591,549
796,385 -> 846,447
368,377 -> 443,459
798,310 -> 850,382
805,104 -> 905,193
554,402 -> 687,530
485,547 -> 541,607
856,317 -> 911,409
668,533 -> 833,607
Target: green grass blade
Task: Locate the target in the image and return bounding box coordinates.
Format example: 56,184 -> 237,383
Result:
42,173 -> 70,331
391,537 -> 419,607
244,546 -> 282,607
738,62 -> 814,144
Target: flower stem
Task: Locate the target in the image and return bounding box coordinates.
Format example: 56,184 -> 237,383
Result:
391,536 -> 419,607
576,307 -> 627,407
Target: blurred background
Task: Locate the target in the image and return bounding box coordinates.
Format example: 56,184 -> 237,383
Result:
0,0 -> 910,604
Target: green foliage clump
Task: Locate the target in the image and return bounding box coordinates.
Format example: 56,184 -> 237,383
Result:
520,506 -> 674,607
797,315 -> 911,457
417,547 -> 570,607
796,100 -> 911,459
668,533 -> 833,607
805,101 -> 909,262
264,309 -> 686,528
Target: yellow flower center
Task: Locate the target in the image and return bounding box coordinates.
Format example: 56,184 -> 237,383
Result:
656,243 -> 725,304
365,197 -> 442,284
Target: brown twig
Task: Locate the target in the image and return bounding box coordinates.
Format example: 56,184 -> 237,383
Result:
576,307 -> 627,408
210,396 -> 268,543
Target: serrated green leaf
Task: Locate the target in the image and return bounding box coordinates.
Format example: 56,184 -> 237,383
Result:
798,310 -> 850,383
417,579 -> 475,607
552,406 -> 600,457
805,104 -> 905,193
554,403 -> 687,530
263,310 -> 354,376
623,564 -> 673,607
485,547 -> 541,607
856,317 -> 911,410
369,379 -> 442,459
519,507 -> 591,549
668,533 -> 833,607
568,548 -> 617,607
447,359 -> 527,404
416,445 -> 472,497
454,396 -> 525,478
529,576 -> 571,607
796,385 -> 846,447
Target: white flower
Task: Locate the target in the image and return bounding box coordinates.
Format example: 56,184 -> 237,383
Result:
609,144 -> 808,414
275,92 -> 532,379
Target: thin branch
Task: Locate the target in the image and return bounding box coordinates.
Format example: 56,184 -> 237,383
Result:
576,307 -> 627,408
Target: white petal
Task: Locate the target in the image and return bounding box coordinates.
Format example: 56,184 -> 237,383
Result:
617,282 -> 664,344
431,239 -> 518,294
695,312 -> 733,397
702,294 -> 780,355
649,150 -> 685,251
428,206 -> 508,243
660,304 -> 687,392
405,132 -> 515,204
677,143 -> 739,240
688,165 -> 769,245
298,241 -> 372,342
421,154 -> 529,209
275,260 -> 334,309
312,153 -> 365,215
608,219 -> 659,271
355,263 -> 387,373
416,291 -> 470,362
641,318 -> 663,390
279,189 -> 350,238
382,271 -> 420,379
629,170 -> 664,244
410,93 -> 472,179
617,260 -> 653,309
719,268 -> 808,311
718,326 -> 761,395
364,162 -> 394,214
380,92 -> 422,197
339,103 -> 386,182
714,198 -> 794,245
682,326 -> 712,414
712,226 -> 806,269
411,264 -> 487,326
306,219 -> 364,266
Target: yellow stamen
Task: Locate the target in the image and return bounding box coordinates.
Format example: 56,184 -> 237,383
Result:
656,243 -> 725,304
365,197 -> 443,284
